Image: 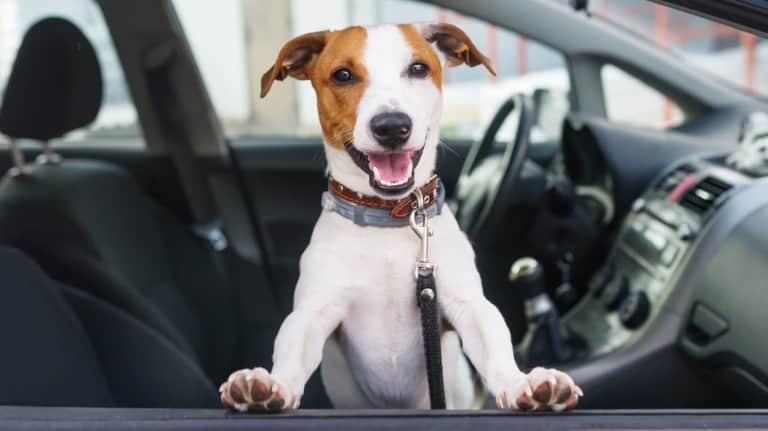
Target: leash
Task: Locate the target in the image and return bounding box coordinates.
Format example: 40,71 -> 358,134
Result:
410,188 -> 446,409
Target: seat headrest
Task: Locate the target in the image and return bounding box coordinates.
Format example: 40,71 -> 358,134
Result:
0,17 -> 103,141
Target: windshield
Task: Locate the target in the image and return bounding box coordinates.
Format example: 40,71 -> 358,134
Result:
584,0 -> 767,97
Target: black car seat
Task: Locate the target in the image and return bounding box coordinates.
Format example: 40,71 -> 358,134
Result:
0,245 -> 217,407
0,17 -> 306,406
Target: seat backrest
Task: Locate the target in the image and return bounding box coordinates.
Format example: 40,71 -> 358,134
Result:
0,246 -> 113,407
0,18 -> 239,383
0,245 -> 218,407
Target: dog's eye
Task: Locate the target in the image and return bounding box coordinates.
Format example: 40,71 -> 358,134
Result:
332,68 -> 353,83
408,62 -> 429,78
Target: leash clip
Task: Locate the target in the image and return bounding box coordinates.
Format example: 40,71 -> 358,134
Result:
410,188 -> 435,279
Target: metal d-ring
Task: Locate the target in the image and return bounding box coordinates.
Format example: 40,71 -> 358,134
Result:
409,188 -> 426,239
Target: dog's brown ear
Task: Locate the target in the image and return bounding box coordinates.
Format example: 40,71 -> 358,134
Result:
421,23 -> 496,76
261,31 -> 329,98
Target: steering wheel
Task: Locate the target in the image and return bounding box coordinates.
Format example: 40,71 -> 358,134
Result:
455,94 -> 533,243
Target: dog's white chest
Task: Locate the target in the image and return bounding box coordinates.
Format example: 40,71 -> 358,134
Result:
322,213 -> 426,405
341,288 -> 427,406
299,208 -> 471,407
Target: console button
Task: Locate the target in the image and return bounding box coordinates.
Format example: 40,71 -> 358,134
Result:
661,245 -> 679,266
624,228 -> 665,263
601,275 -> 630,311
619,291 -> 651,329
644,228 -> 667,250
677,223 -> 697,241
658,208 -> 679,226
690,304 -> 728,340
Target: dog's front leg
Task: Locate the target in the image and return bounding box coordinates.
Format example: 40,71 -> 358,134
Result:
221,283 -> 347,412
439,267 -> 582,411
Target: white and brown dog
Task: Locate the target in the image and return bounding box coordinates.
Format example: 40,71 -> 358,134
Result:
220,23 -> 582,412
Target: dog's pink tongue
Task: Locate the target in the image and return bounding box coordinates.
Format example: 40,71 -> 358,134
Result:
368,151 -> 414,183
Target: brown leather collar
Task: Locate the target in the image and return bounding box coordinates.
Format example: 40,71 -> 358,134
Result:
328,176 -> 441,219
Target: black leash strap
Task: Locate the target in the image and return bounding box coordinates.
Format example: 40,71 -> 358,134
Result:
410,188 -> 446,409
416,270 -> 446,409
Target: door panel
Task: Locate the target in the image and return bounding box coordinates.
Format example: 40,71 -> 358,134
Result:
228,137 -> 327,311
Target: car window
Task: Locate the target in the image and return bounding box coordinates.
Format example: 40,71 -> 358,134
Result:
601,64 -> 685,129
547,0 -> 765,129
594,0 -> 766,98
172,0 -> 571,143
0,0 -> 141,143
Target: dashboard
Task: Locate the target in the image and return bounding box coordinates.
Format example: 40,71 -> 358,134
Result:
566,158 -> 748,352
562,152 -> 768,406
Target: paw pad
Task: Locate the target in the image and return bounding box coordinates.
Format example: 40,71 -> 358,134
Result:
220,368 -> 298,413
498,368 -> 582,412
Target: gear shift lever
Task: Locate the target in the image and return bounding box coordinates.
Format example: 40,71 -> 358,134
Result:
510,257 -> 574,368
510,257 -> 550,316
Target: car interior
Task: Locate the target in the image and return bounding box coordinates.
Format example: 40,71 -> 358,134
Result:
0,0 -> 768,429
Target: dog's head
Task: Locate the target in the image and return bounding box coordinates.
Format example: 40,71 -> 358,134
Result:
261,23 -> 495,198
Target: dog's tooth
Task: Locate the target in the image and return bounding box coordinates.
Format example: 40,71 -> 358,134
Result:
382,177 -> 408,187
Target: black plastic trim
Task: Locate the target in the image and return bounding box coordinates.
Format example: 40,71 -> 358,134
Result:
1,407 -> 768,431
651,0 -> 768,38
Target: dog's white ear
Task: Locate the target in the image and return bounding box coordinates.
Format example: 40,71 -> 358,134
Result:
261,31 -> 329,98
421,23 -> 496,76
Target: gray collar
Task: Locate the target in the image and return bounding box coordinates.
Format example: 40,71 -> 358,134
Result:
321,183 -> 445,227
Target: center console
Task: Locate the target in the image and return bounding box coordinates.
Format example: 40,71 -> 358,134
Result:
562,158 -> 750,358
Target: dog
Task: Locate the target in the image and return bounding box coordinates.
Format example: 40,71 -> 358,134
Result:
220,22 -> 582,412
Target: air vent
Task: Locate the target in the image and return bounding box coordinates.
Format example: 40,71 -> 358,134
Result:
680,176 -> 733,215
657,164 -> 696,193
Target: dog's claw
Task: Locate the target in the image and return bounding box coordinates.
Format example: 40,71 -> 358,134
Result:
497,368 -> 581,412
532,380 -> 553,403
516,391 -> 535,411
220,368 -> 297,413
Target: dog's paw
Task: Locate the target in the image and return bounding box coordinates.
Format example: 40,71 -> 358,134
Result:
496,367 -> 582,412
220,367 -> 299,413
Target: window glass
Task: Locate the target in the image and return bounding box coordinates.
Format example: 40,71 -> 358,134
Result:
173,0 -> 571,142
0,0 -> 140,143
593,0 -> 767,98
601,64 -> 684,129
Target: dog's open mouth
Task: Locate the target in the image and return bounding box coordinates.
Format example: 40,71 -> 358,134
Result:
344,142 -> 423,195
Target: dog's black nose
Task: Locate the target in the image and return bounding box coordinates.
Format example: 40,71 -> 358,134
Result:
370,112 -> 412,148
